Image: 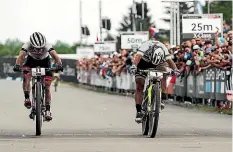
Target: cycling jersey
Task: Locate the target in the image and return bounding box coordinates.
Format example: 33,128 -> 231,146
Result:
21,42 -> 54,60
137,40 -> 172,65
135,40 -> 171,79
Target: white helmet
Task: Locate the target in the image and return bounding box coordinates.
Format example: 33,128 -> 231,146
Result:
30,32 -> 46,48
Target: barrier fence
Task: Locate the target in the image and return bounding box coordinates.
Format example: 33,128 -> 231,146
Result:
0,57 -> 232,106
0,57 -> 77,83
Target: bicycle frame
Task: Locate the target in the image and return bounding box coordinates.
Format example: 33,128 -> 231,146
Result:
142,70 -> 167,113
140,69 -> 172,138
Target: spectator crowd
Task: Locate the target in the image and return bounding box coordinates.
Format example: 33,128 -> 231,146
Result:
77,20 -> 232,79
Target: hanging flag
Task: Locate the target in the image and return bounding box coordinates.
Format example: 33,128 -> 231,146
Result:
149,26 -> 159,39
96,33 -> 99,42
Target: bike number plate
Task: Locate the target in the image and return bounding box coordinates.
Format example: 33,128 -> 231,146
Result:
149,71 -> 162,77
31,68 -> 46,76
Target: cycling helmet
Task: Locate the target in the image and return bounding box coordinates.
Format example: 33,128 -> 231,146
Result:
30,32 -> 46,48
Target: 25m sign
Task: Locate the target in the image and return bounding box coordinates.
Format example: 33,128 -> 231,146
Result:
182,14 -> 223,34
191,23 -> 214,32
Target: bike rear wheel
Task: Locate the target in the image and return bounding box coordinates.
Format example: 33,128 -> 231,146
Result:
148,83 -> 161,138
35,82 -> 42,136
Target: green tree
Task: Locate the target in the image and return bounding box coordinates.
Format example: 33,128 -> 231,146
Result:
203,1 -> 232,23
54,41 -> 74,54
0,39 -> 95,56
117,2 -> 155,50
161,2 -> 194,42
0,39 -> 23,56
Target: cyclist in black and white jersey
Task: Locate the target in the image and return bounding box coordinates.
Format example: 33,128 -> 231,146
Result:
130,39 -> 179,123
13,32 -> 63,121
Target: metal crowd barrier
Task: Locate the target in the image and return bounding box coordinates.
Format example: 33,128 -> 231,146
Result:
77,68 -> 232,103
0,57 -> 77,83
0,57 -> 231,103
78,69 -> 136,91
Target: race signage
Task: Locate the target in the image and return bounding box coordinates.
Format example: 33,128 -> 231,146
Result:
120,31 -> 149,49
76,47 -> 94,59
94,41 -> 116,53
182,14 -> 223,39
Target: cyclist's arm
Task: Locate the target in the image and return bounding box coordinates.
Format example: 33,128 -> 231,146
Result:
16,44 -> 28,65
133,41 -> 149,65
49,49 -> 62,65
162,46 -> 178,70
16,51 -> 26,65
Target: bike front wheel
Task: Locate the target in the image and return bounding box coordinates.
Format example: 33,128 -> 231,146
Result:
142,96 -> 149,135
148,83 -> 161,138
35,82 -> 42,136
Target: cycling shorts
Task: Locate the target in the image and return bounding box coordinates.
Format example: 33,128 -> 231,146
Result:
135,59 -> 168,79
23,55 -> 52,77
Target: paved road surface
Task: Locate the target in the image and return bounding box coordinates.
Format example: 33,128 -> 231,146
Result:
0,80 -> 231,152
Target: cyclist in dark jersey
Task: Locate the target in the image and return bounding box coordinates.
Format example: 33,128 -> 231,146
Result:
130,39 -> 179,123
13,32 -> 63,121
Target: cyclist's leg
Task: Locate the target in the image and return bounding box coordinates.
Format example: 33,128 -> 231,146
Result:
44,75 -> 52,107
135,59 -> 153,122
155,62 -> 169,94
22,56 -> 33,108
154,62 -> 169,109
39,56 -> 53,120
38,56 -> 52,107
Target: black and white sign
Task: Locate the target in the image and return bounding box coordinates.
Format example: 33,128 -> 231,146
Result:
94,41 -> 116,53
120,31 -> 149,49
182,14 -> 223,39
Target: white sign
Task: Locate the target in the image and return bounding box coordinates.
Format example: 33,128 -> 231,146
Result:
120,31 -> 149,49
76,47 -> 94,59
182,14 -> 223,34
94,41 -> 116,53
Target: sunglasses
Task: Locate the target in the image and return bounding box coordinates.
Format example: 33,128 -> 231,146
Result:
33,48 -> 43,51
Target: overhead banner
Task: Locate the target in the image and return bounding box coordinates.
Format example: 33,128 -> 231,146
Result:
94,41 -> 116,53
120,31 -> 149,49
182,14 -> 223,39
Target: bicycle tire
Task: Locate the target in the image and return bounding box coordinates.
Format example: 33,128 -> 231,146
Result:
35,82 -> 42,136
142,92 -> 149,135
142,114 -> 149,135
148,82 -> 161,138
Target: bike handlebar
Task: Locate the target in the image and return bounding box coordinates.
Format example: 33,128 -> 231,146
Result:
19,67 -> 60,73
137,69 -> 173,76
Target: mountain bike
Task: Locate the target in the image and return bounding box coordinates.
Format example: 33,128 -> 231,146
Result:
139,69 -> 173,138
20,67 -> 56,136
